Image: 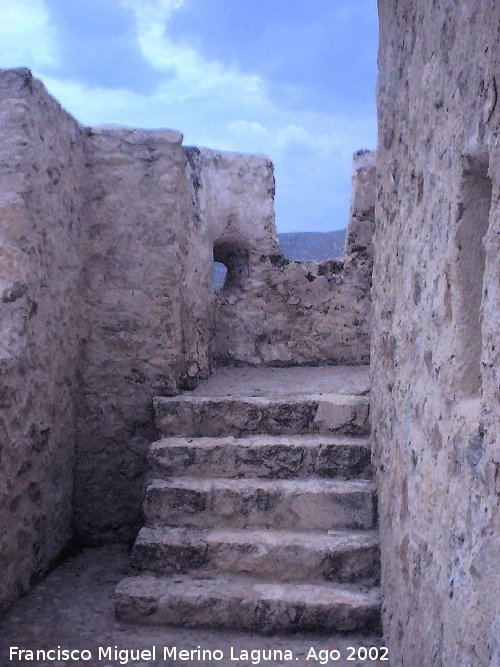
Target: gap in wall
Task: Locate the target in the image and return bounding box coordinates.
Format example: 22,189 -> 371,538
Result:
212,241 -> 249,292
213,262 -> 227,291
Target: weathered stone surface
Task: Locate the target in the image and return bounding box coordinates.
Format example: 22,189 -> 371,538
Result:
132,526 -> 380,585
115,574 -> 382,634
373,2 -> 500,664
344,151 -> 376,254
144,477 -> 377,530
2,3 -> 497,657
148,435 -> 372,480
0,69 -> 86,613
154,393 -> 370,437
187,364 -> 371,397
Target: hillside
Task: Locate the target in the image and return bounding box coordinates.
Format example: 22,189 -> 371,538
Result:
278,229 -> 346,261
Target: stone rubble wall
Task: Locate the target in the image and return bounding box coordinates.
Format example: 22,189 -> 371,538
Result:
0,69 -> 86,612
209,150 -> 376,366
373,1 -> 500,664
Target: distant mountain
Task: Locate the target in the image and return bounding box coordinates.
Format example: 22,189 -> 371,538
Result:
278,229 -> 346,261
213,229 -> 346,289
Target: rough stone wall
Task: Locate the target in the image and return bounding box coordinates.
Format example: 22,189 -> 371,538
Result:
373,2 -> 500,664
0,69 -> 86,612
73,128 -> 212,543
0,73 -> 216,601
209,150 -> 376,366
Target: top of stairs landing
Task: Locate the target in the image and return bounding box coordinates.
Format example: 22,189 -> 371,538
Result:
185,365 -> 370,399
153,365 -> 371,438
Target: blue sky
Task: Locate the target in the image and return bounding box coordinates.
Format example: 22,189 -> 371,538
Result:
0,0 -> 378,232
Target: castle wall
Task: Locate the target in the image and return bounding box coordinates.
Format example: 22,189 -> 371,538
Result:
206,150 -> 376,366
0,70 -> 86,612
0,68 -> 376,608
373,1 -> 500,664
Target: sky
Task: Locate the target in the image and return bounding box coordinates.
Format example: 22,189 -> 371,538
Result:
0,0 -> 378,232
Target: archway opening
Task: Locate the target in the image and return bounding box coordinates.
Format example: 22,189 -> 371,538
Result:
212,240 -> 250,292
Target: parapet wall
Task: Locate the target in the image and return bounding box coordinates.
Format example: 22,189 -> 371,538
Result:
373,1 -> 500,663
0,68 -> 375,611
197,149 -> 375,366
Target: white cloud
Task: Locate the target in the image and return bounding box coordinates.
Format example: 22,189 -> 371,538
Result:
228,120 -> 268,137
120,0 -> 266,104
0,0 -> 58,69
120,0 -> 186,25
42,77 -> 152,126
2,0 -> 376,231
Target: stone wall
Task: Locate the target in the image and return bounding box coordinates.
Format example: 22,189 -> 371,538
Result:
0,74 -> 217,603
208,150 -> 376,366
372,2 -> 500,664
0,69 -> 86,612
0,68 -> 376,610
73,128 -> 213,543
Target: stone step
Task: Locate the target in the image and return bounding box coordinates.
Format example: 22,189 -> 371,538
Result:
148,434 -> 372,481
115,574 -> 381,634
144,477 -> 377,530
153,393 -> 370,437
132,526 -> 380,585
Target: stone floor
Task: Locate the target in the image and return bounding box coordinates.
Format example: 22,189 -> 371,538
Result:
0,545 -> 387,666
190,365 -> 370,398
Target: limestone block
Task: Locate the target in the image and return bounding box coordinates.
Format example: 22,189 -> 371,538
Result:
345,150 -> 376,254
148,434 -> 372,480
154,393 -> 370,437
143,477 -> 377,531
116,574 -> 382,634
132,525 -> 380,585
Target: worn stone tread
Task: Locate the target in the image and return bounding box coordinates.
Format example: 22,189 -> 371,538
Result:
132,525 -> 380,584
153,392 -> 370,437
148,434 -> 372,480
120,365 -> 378,634
144,477 -> 377,530
115,573 -> 382,634
188,365 -> 370,398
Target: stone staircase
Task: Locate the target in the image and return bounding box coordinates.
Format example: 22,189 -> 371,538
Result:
115,366 -> 381,635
